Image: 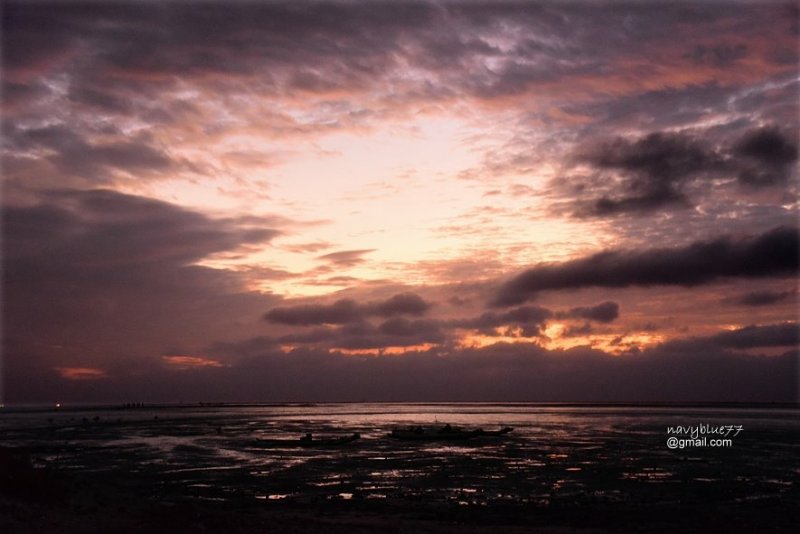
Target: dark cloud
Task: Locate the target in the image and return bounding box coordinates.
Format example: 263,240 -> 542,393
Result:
4,189 -> 279,268
732,290 -> 796,307
267,299 -> 586,348
493,226 -> 799,306
563,124 -> 798,217
368,292 -> 431,317
264,293 -> 433,326
455,306 -> 552,337
732,126 -> 798,187
264,299 -> 362,326
559,301 -> 619,323
5,1 -> 793,124
2,188 -> 282,380
707,322 -> 799,349
1,2 -> 433,108
211,321 -> 442,362
9,339 -> 795,404
561,322 -> 594,337
4,124 -> 175,183
335,318 -> 445,350
574,131 -> 722,216
734,126 -> 798,165
278,329 -> 338,345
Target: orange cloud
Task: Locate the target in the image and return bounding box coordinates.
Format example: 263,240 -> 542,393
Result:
162,355 -> 225,370
331,343 -> 439,357
55,367 -> 107,380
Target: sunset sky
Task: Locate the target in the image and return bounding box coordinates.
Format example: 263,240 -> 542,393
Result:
2,1 -> 798,404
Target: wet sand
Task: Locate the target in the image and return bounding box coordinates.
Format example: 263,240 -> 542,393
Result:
2,404 -> 798,532
1,463 -> 795,534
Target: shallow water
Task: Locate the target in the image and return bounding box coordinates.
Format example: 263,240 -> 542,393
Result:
1,403 -> 798,508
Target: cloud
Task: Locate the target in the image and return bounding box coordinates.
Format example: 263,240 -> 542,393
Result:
5,2 -> 794,129
731,290 -> 796,307
55,367 -> 107,381
264,299 -> 362,326
493,226 -> 799,306
562,124 -> 798,217
278,329 -> 338,345
346,318 -> 445,349
685,43 -> 748,67
734,126 -> 798,166
264,292 -> 434,326
561,322 -> 594,337
559,301 -> 619,323
454,306 -> 552,337
2,2 -> 798,405
4,124 -> 176,183
317,249 -> 375,267
573,131 -> 722,216
2,188 -> 282,376
162,355 -> 225,370
4,189 -> 279,268
280,318 -> 445,351
732,126 -> 798,187
282,241 -> 335,254
267,298 -> 616,348
12,338 -> 796,404
706,322 -> 799,349
368,292 -> 431,317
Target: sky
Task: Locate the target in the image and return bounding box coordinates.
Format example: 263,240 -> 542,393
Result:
2,0 -> 798,404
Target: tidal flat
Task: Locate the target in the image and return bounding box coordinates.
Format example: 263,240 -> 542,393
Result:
2,403 -> 798,532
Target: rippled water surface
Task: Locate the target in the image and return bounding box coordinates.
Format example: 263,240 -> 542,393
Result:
2,403 -> 798,508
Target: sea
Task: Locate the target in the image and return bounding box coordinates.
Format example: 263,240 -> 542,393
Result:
1,403 -> 798,517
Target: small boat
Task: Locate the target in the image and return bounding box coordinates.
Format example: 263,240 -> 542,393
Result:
388,425 -> 513,442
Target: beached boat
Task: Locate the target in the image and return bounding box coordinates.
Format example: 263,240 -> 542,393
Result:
388,425 -> 513,441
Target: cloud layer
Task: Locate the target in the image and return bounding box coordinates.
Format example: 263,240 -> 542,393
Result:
2,1 -> 797,404
494,226 -> 799,306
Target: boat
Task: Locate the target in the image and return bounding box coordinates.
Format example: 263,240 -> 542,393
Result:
388,425 -> 513,441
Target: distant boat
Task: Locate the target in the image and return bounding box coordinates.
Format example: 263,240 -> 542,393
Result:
388,425 -> 513,441
255,433 -> 361,448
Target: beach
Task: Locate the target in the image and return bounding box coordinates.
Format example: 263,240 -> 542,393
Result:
2,403 -> 798,532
